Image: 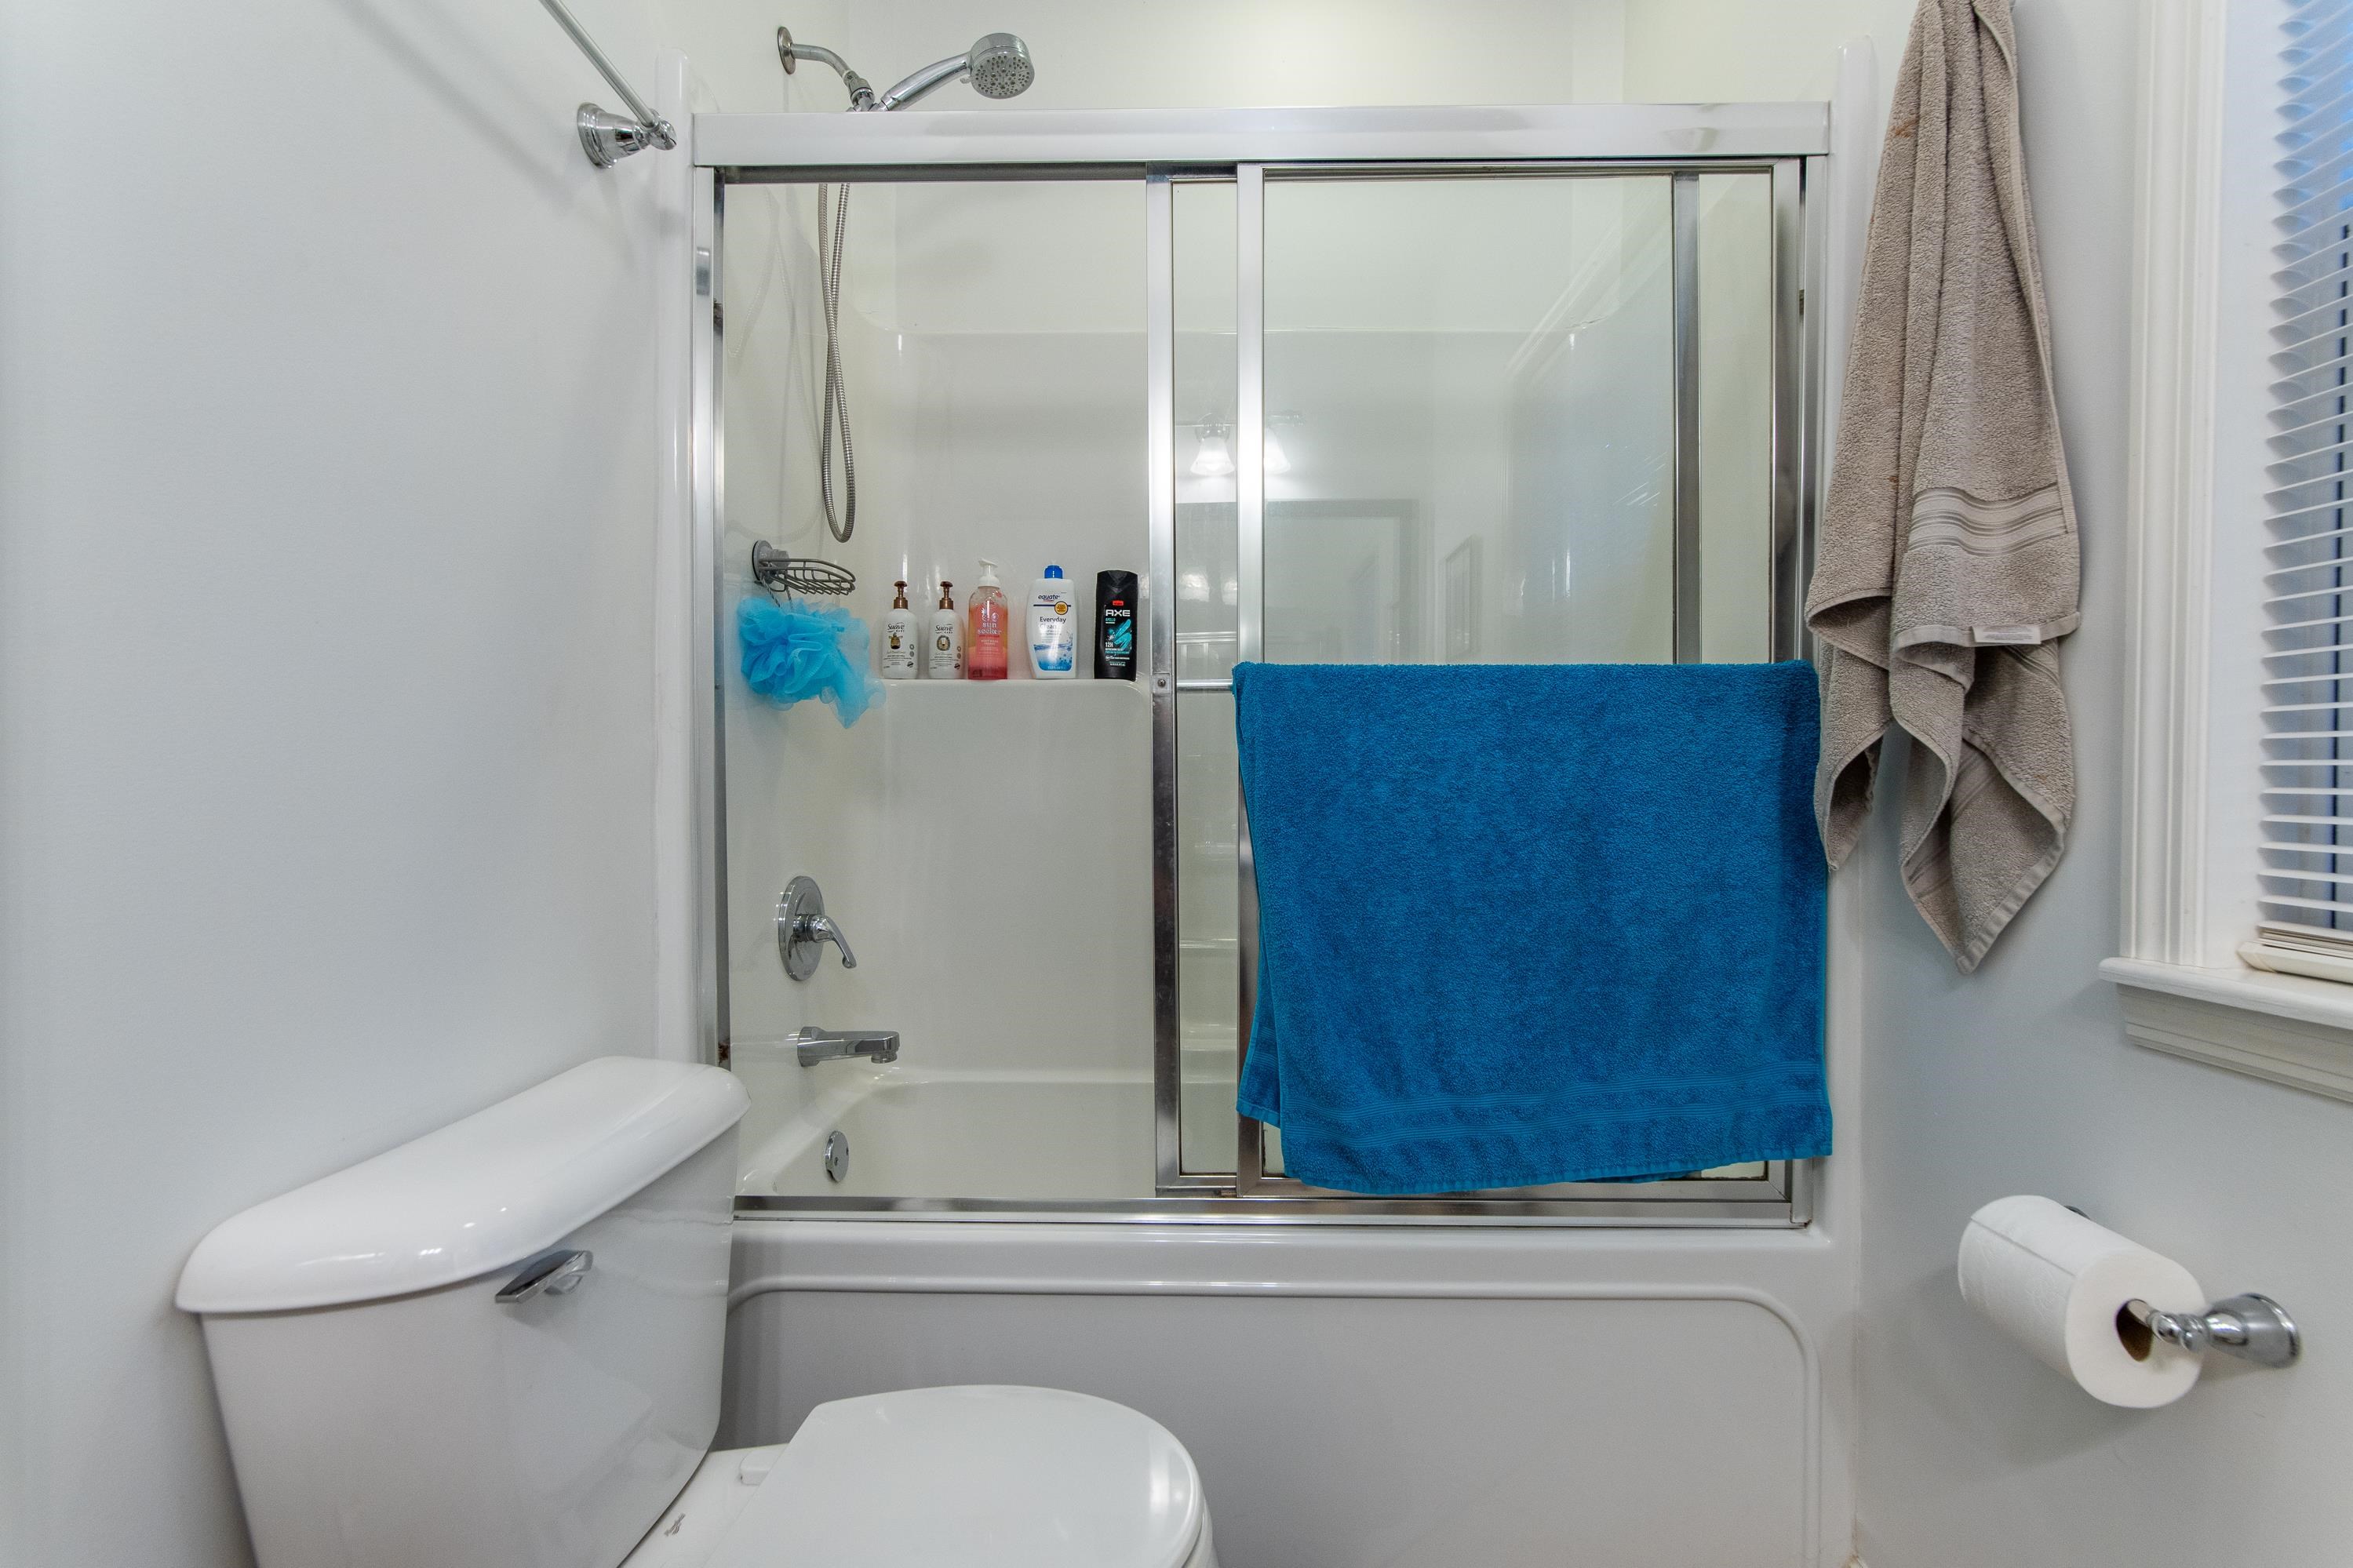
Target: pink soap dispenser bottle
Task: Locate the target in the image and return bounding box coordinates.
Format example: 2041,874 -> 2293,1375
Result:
967,558 -> 1009,681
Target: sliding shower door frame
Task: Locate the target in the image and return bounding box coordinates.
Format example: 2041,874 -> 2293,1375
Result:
697,105 -> 1829,1226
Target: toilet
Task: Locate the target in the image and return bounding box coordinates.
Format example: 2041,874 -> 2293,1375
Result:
176,1058 -> 1216,1568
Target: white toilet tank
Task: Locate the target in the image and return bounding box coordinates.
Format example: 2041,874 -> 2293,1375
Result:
177,1058 -> 749,1568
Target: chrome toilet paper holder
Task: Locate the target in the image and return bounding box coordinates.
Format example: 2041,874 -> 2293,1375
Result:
2121,1293 -> 2300,1369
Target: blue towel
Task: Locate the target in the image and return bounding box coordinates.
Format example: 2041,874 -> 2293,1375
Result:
1234,660 -> 1830,1195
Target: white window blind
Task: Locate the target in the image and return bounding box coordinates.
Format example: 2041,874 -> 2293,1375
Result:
2260,0 -> 2353,959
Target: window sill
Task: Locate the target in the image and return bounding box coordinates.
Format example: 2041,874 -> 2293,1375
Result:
2100,957 -> 2353,1104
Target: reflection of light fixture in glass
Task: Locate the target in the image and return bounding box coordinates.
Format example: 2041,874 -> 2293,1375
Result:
1264,410 -> 1303,475
1190,420 -> 1235,478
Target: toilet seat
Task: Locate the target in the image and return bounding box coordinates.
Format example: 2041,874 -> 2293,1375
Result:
683,1386 -> 1209,1568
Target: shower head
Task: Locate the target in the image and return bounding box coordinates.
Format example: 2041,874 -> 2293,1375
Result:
873,32 -> 1036,111
963,34 -> 1036,100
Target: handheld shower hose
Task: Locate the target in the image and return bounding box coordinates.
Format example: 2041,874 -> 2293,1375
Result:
816,182 -> 855,544
778,27 -> 1038,545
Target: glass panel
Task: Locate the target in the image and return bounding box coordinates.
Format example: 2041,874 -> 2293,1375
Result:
1696,173 -> 1777,662
1262,173 -> 1684,666
1244,171 -> 1783,1191
716,180 -> 1153,1201
1173,181 -> 1241,1174
1175,686 -> 1239,1175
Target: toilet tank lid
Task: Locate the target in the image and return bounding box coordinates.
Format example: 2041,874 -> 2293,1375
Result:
176,1057 -> 749,1315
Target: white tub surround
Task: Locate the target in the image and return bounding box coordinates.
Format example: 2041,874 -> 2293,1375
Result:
723,1217 -> 1855,1566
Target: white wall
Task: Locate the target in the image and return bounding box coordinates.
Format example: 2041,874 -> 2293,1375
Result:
1852,3 -> 2353,1564
0,2 -> 677,1564
732,0 -> 1907,114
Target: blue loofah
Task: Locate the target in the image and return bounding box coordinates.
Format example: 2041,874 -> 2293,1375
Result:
738,596 -> 883,726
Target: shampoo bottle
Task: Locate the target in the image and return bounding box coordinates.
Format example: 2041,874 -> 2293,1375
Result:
927,581 -> 963,679
880,580 -> 918,680
967,559 -> 1009,681
1028,565 -> 1077,679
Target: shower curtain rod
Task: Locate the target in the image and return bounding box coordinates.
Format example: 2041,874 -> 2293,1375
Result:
535,0 -> 677,167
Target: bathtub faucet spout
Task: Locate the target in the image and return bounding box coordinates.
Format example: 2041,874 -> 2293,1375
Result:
792,1027 -> 901,1068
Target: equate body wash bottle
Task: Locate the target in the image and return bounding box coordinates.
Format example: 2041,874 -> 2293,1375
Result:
1028,564 -> 1077,679
967,559 -> 1009,681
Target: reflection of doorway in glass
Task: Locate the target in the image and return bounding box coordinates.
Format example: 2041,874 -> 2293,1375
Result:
1261,500 -> 1426,664
1444,537 -> 1482,663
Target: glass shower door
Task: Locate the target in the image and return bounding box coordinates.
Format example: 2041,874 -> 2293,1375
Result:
1167,164 -> 1794,1194
719,176 -> 1160,1203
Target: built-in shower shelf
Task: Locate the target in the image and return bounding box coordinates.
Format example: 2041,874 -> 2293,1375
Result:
878,677 -> 1152,697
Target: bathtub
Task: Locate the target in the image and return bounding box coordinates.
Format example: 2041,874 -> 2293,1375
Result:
738,1064 -> 1163,1201
720,1048 -> 1858,1565
720,1213 -> 1852,1566
734,1053 -> 1783,1219
719,1067 -> 1858,1563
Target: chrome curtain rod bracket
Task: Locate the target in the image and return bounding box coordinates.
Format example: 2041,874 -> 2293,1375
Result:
536,0 -> 678,166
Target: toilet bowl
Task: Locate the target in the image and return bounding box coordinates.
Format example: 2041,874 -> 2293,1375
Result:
626,1388 -> 1211,1568
175,1058 -> 1217,1568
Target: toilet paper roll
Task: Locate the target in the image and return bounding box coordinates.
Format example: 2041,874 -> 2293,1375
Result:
1957,1195 -> 2205,1408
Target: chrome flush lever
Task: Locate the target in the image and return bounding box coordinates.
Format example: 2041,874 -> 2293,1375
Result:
496,1249 -> 592,1304
778,875 -> 858,979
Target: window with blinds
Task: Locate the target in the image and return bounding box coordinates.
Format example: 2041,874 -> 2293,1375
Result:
2260,1 -> 2353,962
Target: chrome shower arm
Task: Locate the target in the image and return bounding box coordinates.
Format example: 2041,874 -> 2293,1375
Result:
778,27 -> 878,110
537,0 -> 677,164
874,54 -> 974,111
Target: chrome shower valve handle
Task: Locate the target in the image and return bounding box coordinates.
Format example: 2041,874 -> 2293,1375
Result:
778,875 -> 858,979
800,912 -> 857,970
